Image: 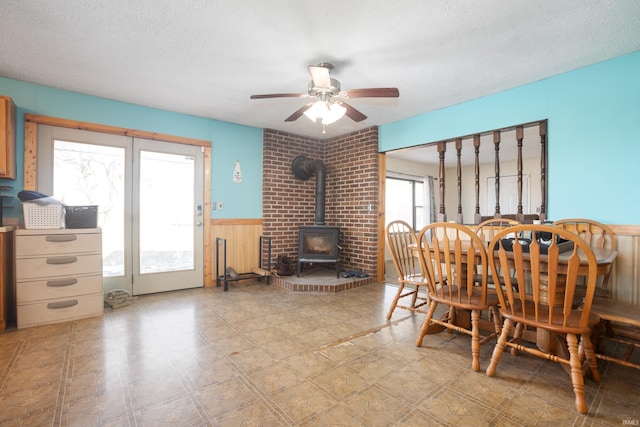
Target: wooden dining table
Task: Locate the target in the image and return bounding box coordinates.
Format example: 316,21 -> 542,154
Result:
410,241 -> 618,355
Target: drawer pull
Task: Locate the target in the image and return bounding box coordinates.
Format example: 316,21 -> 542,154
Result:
47,300 -> 78,309
45,234 -> 78,242
47,278 -> 78,287
46,256 -> 78,265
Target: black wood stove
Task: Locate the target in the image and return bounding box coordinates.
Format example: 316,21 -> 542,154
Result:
296,225 -> 340,277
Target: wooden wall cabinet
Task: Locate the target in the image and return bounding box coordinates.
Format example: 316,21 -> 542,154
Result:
0,96 -> 16,179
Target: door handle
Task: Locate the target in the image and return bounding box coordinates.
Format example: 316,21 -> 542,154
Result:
196,221 -> 203,227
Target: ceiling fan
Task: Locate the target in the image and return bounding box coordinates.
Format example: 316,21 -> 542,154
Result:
250,63 -> 399,132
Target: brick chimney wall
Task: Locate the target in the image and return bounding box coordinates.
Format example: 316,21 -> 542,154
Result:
262,127 -> 379,276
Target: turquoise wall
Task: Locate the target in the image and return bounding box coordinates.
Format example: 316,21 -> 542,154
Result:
380,51 -> 640,225
0,77 -> 263,219
2,50 -> 638,224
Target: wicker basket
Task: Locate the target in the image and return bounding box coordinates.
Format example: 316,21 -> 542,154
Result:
23,202 -> 64,229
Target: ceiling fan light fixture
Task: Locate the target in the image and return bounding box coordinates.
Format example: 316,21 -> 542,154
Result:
303,100 -> 329,122
303,100 -> 346,125
250,62 -> 397,132
322,102 -> 346,125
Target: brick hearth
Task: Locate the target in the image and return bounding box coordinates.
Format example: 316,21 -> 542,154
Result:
271,267 -> 374,293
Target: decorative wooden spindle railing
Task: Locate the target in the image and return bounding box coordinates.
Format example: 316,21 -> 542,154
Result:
539,121 -> 547,221
493,130 -> 501,217
434,119 -> 547,224
516,125 -> 524,222
473,135 -> 481,224
438,141 -> 447,221
456,138 -> 463,223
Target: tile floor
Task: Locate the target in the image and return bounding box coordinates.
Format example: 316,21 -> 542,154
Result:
0,280 -> 638,426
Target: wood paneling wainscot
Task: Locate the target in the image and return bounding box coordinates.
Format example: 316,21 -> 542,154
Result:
210,219 -> 263,282
609,224 -> 640,306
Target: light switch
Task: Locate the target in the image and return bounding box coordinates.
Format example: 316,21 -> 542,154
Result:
217,201 -> 224,210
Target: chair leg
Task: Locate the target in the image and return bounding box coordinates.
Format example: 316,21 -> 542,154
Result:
410,287 -> 419,308
386,284 -> 405,320
487,318 -> 513,377
581,333 -> 601,383
510,322 -> 525,356
591,320 -> 605,353
490,306 -> 502,336
471,309 -> 480,372
567,333 -> 588,414
416,301 -> 438,347
449,307 -> 457,334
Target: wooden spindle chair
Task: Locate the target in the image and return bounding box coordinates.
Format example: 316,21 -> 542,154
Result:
415,222 -> 502,372
385,220 -> 428,320
486,224 -> 601,414
474,218 -> 521,288
475,218 -> 521,243
475,218 -> 524,352
554,218 -> 616,297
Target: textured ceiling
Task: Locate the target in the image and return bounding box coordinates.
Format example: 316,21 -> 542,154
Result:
1,0 -> 639,142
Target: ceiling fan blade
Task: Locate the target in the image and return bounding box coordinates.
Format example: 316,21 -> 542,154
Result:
337,101 -> 367,122
250,93 -> 305,99
345,88 -> 399,98
285,103 -> 314,122
308,66 -> 331,88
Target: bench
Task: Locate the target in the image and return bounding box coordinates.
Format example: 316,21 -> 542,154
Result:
590,297 -> 640,370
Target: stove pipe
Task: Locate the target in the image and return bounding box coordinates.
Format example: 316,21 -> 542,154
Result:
291,155 -> 326,225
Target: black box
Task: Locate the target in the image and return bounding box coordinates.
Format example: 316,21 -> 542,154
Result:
499,237 -> 574,254
65,205 -> 98,229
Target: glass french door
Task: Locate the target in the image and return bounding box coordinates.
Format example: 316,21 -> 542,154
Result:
37,126 -> 204,295
132,138 -> 203,294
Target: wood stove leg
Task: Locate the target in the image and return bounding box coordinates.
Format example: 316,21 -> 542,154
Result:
336,261 -> 340,278
296,261 -> 302,277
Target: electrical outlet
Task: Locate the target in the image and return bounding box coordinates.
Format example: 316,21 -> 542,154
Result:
217,201 -> 224,210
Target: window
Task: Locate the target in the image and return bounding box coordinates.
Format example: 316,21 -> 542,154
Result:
385,176 -> 426,230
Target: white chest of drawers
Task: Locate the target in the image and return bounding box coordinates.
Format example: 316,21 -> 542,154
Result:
15,228 -> 104,328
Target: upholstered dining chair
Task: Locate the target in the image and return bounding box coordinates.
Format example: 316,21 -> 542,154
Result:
385,220 -> 428,320
486,224 -> 602,414
415,222 -> 502,372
